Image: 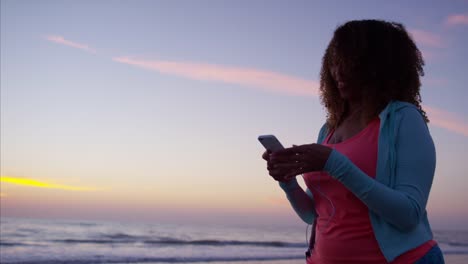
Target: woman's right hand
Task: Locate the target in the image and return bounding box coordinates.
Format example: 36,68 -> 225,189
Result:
262,150 -> 293,183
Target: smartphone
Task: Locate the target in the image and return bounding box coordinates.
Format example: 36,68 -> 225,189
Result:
258,135 -> 284,152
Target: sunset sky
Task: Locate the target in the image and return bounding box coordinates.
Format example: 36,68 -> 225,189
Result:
1,0 -> 468,229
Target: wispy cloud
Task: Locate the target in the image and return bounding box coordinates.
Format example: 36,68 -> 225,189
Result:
445,13 -> 468,26
409,29 -> 444,48
1,176 -> 98,191
422,77 -> 449,87
112,56 -> 467,137
112,57 -> 319,96
45,35 -> 97,53
424,105 -> 468,137
419,48 -> 440,61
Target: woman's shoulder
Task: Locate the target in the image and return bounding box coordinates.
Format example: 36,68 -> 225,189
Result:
379,100 -> 430,142
394,102 -> 426,125
380,100 -> 424,121
381,100 -> 416,113
317,123 -> 330,143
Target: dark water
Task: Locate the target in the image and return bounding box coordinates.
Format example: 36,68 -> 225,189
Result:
1,217 -> 467,263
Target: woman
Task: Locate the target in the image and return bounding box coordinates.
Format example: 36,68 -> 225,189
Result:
263,20 -> 444,263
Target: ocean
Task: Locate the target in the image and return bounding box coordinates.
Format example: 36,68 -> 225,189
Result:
1,217 -> 467,264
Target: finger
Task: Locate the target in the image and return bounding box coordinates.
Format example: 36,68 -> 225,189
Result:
269,166 -> 295,177
272,174 -> 293,182
269,164 -> 303,175
273,162 -> 299,168
267,161 -> 278,171
270,154 -> 308,164
294,153 -> 311,163
269,158 -> 299,167
271,147 -> 299,156
284,174 -> 299,181
270,155 -> 295,163
273,147 -> 317,164
284,161 -> 308,174
272,175 -> 284,182
270,171 -> 285,180
269,166 -> 290,175
262,151 -> 271,161
267,159 -> 276,168
273,146 -> 308,157
284,167 -> 305,179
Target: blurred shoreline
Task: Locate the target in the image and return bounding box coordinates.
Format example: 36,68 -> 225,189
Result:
2,217 -> 467,264
133,255 -> 467,264
132,255 -> 468,264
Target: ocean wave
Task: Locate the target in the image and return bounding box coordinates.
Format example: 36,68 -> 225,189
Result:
0,241 -> 47,247
144,239 -> 303,247
101,232 -> 138,239
52,239 -> 128,244
51,236 -> 304,248
16,228 -> 39,233
447,242 -> 468,247
0,242 -> 27,247
438,243 -> 468,255
66,222 -> 98,227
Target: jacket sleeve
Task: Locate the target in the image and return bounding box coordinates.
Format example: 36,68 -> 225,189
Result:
276,125 -> 329,224
323,108 -> 436,231
279,180 -> 316,224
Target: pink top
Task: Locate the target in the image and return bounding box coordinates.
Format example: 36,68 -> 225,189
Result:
304,117 -> 435,264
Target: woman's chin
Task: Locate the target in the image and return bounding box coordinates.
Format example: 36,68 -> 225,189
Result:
338,87 -> 359,101
338,89 -> 350,99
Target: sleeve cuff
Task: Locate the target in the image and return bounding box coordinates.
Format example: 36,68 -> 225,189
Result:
278,178 -> 300,192
323,148 -> 349,180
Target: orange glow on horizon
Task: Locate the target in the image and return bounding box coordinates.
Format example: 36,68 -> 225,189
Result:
0,176 -> 98,191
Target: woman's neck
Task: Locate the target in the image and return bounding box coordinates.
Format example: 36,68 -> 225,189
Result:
347,99 -> 362,113
343,100 -> 367,125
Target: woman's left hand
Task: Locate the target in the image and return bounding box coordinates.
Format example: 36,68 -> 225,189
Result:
268,144 -> 333,180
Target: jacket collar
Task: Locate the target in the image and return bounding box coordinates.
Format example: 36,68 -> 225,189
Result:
379,100 -> 418,125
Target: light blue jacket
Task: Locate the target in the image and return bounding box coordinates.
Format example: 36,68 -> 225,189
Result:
279,100 -> 436,262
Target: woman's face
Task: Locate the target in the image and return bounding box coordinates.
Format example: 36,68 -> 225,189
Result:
329,64 -> 361,101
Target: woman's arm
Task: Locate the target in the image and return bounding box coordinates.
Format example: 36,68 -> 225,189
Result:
279,179 -> 316,224
271,124 -> 330,225
324,108 -> 436,231
263,149 -> 317,224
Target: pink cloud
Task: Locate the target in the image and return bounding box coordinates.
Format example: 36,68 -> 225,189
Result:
445,13 -> 468,26
112,56 -> 467,137
421,77 -> 449,87
45,35 -> 96,53
419,48 -> 439,62
409,29 -> 444,48
424,105 -> 468,137
112,57 -> 319,97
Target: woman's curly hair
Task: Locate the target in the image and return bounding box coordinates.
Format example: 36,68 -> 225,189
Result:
319,19 -> 428,128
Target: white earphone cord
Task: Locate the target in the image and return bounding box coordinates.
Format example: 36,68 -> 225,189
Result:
305,127 -> 338,247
